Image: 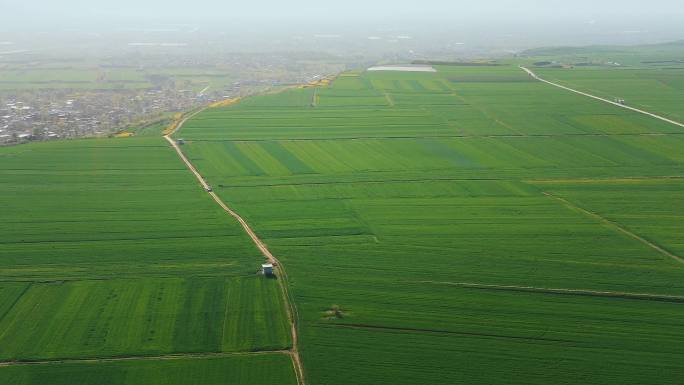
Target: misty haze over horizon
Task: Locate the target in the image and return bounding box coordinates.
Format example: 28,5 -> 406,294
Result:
2,0 -> 683,55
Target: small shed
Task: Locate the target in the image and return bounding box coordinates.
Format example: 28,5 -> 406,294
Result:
177,138 -> 185,145
262,263 -> 274,276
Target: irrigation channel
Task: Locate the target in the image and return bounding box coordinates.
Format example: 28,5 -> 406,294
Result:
164,110 -> 306,385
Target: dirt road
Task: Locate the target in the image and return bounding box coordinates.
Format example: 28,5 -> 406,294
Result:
520,66 -> 684,129
164,112 -> 305,385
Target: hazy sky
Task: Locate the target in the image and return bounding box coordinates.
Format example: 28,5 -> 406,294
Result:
6,0 -> 684,25
2,0 -> 683,51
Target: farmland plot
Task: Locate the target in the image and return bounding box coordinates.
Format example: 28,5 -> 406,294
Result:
0,277 -> 289,360
535,67 -> 684,121
0,354 -> 297,385
532,178 -> 684,258
0,137 -> 295,382
0,138 -> 261,280
178,64 -> 684,384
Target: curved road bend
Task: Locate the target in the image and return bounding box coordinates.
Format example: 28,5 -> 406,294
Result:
164,113 -> 305,385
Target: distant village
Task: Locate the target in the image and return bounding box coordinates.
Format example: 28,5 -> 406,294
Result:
0,88 -> 206,143
0,52 -> 348,145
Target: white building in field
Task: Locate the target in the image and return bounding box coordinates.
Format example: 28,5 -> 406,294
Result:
262,263 -> 274,276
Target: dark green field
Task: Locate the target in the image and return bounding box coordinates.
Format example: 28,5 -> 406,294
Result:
0,354 -> 296,385
177,65 -> 684,384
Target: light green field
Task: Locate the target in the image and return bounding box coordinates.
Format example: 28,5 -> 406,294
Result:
0,137 -> 294,382
178,64 -> 684,384
0,67 -> 234,91
3,47 -> 684,384
521,40 -> 684,67
520,41 -> 684,121
0,68 -> 151,90
0,276 -> 289,360
0,137 -> 261,280
535,67 -> 684,121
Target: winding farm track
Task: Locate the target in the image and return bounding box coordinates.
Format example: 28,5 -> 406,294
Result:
520,66 -> 684,129
164,110 -> 306,385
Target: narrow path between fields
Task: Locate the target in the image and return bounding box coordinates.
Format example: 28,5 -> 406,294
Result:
544,192 -> 684,265
325,323 -> 576,343
163,110 -> 306,385
520,67 -> 684,265
416,280 -> 684,303
0,351 -> 290,368
384,92 -> 395,107
213,175 -> 684,190
520,66 -> 684,129
311,88 -> 319,107
186,131 -> 684,144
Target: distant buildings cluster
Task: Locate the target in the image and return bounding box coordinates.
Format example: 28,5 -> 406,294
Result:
0,51 -> 349,145
0,87 -> 211,144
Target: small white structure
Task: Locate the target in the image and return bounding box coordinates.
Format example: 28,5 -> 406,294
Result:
367,65 -> 437,73
262,263 -> 274,276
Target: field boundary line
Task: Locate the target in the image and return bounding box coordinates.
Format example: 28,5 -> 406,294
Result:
543,192 -> 684,265
451,90 -> 527,136
527,176 -> 684,184
186,131 -> 684,143
520,66 -> 684,129
220,175 -> 684,189
0,350 -> 290,368
416,280 -> 684,303
164,110 -> 306,385
320,323 -> 576,343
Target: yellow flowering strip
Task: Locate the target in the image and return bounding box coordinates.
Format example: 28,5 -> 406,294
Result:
209,97 -> 241,108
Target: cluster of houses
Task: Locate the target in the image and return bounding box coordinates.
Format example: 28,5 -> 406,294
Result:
0,87 -> 213,145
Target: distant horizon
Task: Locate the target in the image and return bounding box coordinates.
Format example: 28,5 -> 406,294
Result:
5,0 -> 684,38
2,20 -> 683,56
